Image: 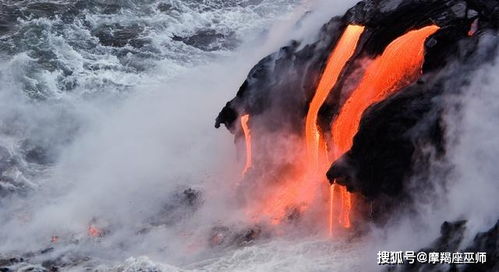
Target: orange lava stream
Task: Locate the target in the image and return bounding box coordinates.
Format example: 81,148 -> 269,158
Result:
306,25 -> 365,172
305,25 -> 364,235
240,114 -> 252,175
331,25 -> 440,229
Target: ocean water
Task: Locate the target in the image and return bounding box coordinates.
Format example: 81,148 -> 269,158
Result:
0,0 -> 299,197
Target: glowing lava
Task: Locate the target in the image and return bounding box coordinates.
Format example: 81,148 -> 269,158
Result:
240,114 -> 252,175
88,224 -> 103,237
306,24 -> 365,172
305,24 -> 364,234
330,25 -> 440,229
244,24 -> 438,232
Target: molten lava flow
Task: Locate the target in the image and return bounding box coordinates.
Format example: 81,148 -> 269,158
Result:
244,25 -> 438,230
306,25 -> 365,173
305,24 -> 364,234
240,114 -> 252,175
330,25 -> 440,229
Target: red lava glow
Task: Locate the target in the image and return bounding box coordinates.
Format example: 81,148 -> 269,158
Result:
258,170 -> 308,225
243,24 -> 438,233
88,224 -> 103,237
330,25 -> 440,230
240,114 -> 252,175
248,138 -> 311,225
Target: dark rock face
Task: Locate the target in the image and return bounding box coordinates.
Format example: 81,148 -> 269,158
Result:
215,19 -> 346,134
467,0 -> 499,26
463,220 -> 499,272
346,0 -> 471,56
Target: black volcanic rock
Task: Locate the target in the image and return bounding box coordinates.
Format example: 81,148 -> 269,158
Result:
467,0 -> 499,26
463,220 -> 499,272
214,18 -> 346,132
348,0 -> 469,56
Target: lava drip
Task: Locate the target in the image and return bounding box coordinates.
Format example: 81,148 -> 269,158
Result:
305,24 -> 365,234
240,114 -> 252,175
329,25 -> 440,229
